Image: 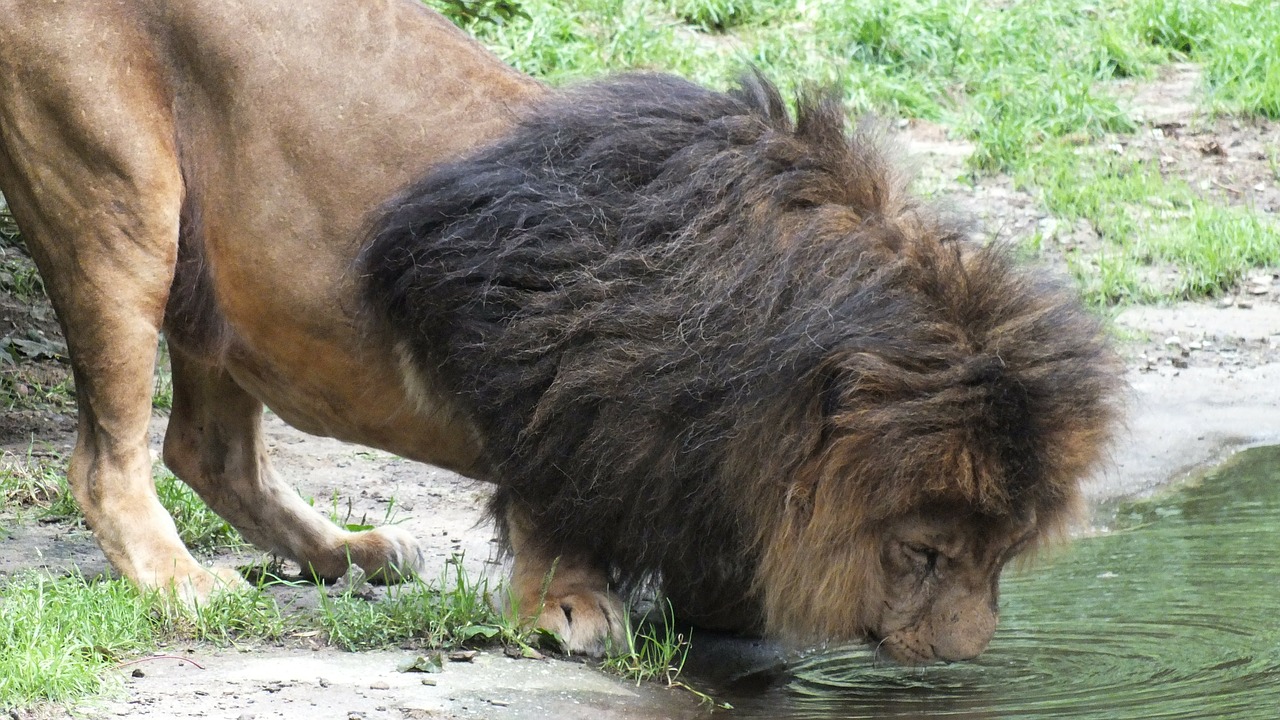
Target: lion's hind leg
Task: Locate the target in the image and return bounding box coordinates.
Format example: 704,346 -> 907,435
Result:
0,52 -> 245,602
504,507 -> 627,657
162,345 -> 425,583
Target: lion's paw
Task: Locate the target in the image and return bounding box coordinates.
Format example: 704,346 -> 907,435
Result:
169,566 -> 250,605
534,589 -> 628,657
345,526 -> 426,584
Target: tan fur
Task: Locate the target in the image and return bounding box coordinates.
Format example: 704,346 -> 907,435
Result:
0,0 -> 1118,662
0,0 -> 615,646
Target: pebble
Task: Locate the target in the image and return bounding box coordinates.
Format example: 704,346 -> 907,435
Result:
370,681 -> 390,690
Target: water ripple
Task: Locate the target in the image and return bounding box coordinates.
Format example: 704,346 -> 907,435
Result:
713,445 -> 1280,719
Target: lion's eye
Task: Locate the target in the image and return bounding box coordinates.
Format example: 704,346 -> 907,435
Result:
904,544 -> 941,574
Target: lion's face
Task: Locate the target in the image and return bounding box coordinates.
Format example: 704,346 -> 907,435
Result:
867,505 -> 1036,664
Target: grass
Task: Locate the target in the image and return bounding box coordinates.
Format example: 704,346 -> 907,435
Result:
153,466 -> 246,552
1022,141 -> 1280,305
453,0 -> 1147,169
431,0 -> 1278,305
1,0 -> 1278,709
152,340 -> 173,412
1130,0 -> 1280,118
0,448 -> 558,710
318,554 -> 530,651
0,557 -> 545,710
0,574 -> 160,708
0,572 -> 295,709
602,601 -> 725,707
0,447 -> 79,521
603,601 -> 690,684
1,448 -> 242,550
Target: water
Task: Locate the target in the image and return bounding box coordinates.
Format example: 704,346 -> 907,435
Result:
713,445 -> 1280,719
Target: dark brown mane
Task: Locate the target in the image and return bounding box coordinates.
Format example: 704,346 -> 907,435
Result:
360,72 -> 1120,635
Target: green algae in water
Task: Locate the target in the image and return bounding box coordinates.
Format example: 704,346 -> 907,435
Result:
725,445 -> 1280,719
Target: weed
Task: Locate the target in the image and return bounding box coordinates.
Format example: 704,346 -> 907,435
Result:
603,602 -> 691,685
1,451 -> 242,551
153,467 -> 245,552
0,571 -> 290,710
151,583 -> 290,645
0,448 -> 79,521
319,487 -> 402,533
318,554 -> 530,651
0,555 -> 541,709
603,601 -> 726,707
0,260 -> 43,303
1198,1 -> 1280,119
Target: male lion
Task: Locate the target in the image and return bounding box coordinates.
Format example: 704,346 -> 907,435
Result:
0,0 -> 1120,663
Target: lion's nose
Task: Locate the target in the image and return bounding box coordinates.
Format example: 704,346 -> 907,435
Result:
931,606 -> 998,661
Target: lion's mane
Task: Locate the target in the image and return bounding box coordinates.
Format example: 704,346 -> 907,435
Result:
360,73 -> 1119,639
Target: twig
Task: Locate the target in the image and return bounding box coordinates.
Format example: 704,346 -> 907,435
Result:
112,655 -> 206,671
1212,179 -> 1243,195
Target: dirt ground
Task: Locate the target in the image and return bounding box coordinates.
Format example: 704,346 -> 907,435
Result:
2,63 -> 1278,719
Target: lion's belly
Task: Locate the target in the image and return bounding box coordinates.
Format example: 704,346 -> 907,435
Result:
217,321 -> 485,477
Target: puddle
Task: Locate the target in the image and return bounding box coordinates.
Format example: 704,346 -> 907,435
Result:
707,445 -> 1280,719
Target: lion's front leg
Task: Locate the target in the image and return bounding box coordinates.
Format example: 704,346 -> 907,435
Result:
162,344 -> 426,584
505,506 -> 626,657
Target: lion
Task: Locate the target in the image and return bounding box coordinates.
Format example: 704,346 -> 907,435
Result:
0,0 -> 1120,664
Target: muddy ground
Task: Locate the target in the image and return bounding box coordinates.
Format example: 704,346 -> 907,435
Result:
1,64 -> 1278,719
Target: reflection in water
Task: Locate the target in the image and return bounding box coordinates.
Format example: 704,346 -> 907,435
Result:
713,445 -> 1280,719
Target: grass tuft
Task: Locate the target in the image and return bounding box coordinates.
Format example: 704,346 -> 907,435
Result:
0,557 -> 540,710
0,574 -> 155,709
153,467 -> 245,552
319,555 -> 529,651
603,601 -> 725,707
1022,141 -> 1280,305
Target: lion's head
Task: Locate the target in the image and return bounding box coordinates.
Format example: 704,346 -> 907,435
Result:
362,72 -> 1121,664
